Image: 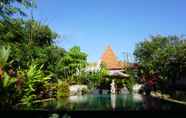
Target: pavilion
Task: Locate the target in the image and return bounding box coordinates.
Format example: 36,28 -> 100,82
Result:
86,45 -> 129,94
100,45 -> 129,77
86,45 -> 129,75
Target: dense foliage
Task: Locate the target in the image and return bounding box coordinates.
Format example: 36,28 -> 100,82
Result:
0,0 -> 92,110
0,0 -> 34,20
124,68 -> 136,93
59,46 -> 87,80
56,80 -> 70,98
2,0 -> 186,110
134,35 -> 186,94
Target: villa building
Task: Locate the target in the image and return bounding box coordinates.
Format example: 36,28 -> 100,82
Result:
86,45 -> 129,77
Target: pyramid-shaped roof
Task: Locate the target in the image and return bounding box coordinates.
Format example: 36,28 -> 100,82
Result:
100,45 -> 124,70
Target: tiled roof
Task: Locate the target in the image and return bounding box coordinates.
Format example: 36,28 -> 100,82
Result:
100,45 -> 128,70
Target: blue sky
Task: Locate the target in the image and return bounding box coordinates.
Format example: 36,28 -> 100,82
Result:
30,0 -> 186,62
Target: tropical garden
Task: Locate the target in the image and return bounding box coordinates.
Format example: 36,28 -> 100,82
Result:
1,0 -> 186,111
0,0 -> 109,110
133,35 -> 186,101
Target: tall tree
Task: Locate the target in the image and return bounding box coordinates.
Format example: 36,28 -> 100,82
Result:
60,46 -> 87,79
134,35 -> 186,92
0,19 -> 59,70
0,0 -> 34,20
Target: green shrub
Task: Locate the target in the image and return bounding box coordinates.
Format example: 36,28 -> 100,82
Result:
44,82 -> 57,98
21,64 -> 51,106
57,80 -> 70,98
0,72 -> 17,109
81,87 -> 88,95
0,46 -> 11,67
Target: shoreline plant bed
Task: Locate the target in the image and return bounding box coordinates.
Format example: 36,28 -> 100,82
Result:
15,98 -> 56,106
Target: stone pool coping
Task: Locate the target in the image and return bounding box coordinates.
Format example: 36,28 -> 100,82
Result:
151,92 -> 186,105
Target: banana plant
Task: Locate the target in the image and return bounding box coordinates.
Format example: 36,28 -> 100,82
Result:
0,72 -> 17,109
2,72 -> 17,89
21,63 -> 51,107
0,46 -> 11,79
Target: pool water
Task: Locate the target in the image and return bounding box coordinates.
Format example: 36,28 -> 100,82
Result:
33,93 -> 186,111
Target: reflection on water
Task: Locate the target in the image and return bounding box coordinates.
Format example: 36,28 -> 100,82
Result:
33,93 -> 186,111
68,96 -> 88,103
133,94 -> 143,102
111,94 -> 116,110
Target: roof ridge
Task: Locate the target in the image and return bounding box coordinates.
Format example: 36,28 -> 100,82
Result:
100,45 -> 123,69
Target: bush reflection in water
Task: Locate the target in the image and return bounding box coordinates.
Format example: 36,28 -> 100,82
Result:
34,93 -> 145,111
